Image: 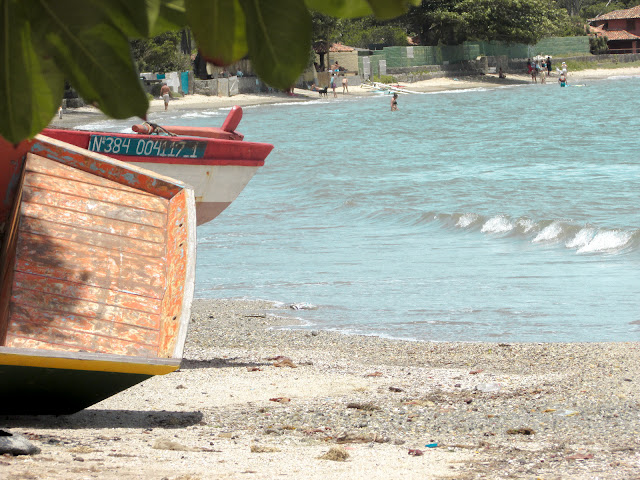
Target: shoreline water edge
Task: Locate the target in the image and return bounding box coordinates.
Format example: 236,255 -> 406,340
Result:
3,67 -> 639,479
49,66 -> 640,130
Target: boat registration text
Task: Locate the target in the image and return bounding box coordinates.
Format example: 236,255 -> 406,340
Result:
89,135 -> 207,158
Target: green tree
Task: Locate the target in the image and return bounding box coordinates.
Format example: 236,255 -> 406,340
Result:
399,0 -> 462,46
403,0 -> 572,46
456,0 -> 569,44
1,0 -> 420,144
130,31 -> 192,73
589,34 -> 609,53
336,16 -> 410,48
580,1 -> 631,19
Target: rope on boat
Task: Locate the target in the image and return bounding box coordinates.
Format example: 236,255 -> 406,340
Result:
142,122 -> 177,136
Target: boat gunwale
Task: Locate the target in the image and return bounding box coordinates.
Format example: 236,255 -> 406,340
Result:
41,128 -> 274,167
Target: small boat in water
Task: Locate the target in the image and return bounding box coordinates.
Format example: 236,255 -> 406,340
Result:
0,134 -> 196,414
42,106 -> 274,226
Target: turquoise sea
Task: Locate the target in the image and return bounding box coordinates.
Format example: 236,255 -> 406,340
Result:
87,74 -> 640,342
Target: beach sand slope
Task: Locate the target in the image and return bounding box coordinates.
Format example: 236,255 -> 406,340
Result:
2,299 -> 639,479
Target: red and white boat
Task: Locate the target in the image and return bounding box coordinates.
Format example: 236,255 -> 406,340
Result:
42,106 -> 273,226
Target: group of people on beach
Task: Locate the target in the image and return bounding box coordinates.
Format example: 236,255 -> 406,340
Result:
527,56 -> 553,83
527,57 -> 568,86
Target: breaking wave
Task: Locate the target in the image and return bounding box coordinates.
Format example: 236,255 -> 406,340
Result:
435,211 -> 639,255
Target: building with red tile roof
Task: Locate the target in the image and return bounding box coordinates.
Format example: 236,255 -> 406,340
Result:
589,5 -> 640,53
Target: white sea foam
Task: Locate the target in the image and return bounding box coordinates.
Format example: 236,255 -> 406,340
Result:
532,222 -> 563,243
481,215 -> 513,233
181,111 -> 218,118
607,75 -> 640,81
425,87 -> 488,95
456,213 -> 479,228
268,99 -> 328,107
516,218 -> 536,233
565,227 -> 596,249
76,121 -> 123,131
577,230 -> 632,253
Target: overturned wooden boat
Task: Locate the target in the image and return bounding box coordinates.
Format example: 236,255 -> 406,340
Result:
42,106 -> 274,226
0,135 -> 196,414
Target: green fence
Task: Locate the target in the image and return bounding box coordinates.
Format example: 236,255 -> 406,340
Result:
358,36 -> 591,76
473,41 -> 530,59
531,37 -> 590,57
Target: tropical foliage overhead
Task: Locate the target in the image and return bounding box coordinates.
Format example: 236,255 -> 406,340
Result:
2,0 -> 631,144
1,0 -> 420,144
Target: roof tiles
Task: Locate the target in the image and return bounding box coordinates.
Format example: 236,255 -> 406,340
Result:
592,5 -> 640,21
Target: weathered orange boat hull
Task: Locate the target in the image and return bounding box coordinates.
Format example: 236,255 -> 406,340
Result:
0,135 -> 196,414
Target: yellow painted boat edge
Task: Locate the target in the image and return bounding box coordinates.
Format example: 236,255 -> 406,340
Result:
0,349 -> 180,375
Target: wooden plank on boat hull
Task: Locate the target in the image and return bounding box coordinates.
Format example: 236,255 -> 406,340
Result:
159,189 -> 190,357
5,327 -> 157,357
21,202 -> 167,244
0,364 -> 153,415
13,271 -> 162,313
14,231 -> 166,298
4,150 -> 170,357
18,216 -> 166,257
9,289 -> 160,332
25,153 -> 161,200
24,182 -> 167,227
28,138 -> 184,200
8,304 -> 159,352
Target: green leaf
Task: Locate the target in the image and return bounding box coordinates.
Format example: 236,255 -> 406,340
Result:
305,0 -> 420,19
186,0 -> 247,65
239,0 -> 311,89
0,0 -> 64,143
304,0 -> 372,18
90,0 -> 161,38
151,0 -> 188,35
366,0 -> 422,19
29,0 -> 148,120
93,0 -> 186,38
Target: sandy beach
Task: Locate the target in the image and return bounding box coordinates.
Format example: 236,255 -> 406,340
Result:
3,67 -> 640,479
2,299 -> 640,479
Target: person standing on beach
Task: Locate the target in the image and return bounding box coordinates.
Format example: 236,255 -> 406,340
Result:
342,75 -> 348,94
546,56 -> 552,77
391,93 -> 398,111
160,83 -> 171,111
330,74 -> 337,98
